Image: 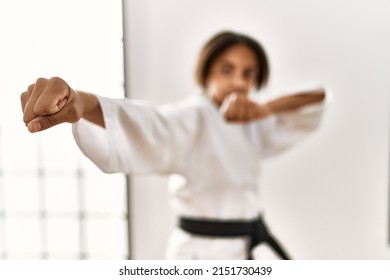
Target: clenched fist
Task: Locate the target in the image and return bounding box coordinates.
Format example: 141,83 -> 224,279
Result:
220,93 -> 272,123
21,77 -> 84,133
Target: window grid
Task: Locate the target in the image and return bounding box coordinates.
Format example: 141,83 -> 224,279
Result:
0,127 -> 6,259
37,141 -> 48,259
0,128 -> 129,259
77,166 -> 86,260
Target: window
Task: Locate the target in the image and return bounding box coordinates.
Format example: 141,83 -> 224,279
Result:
0,0 -> 128,259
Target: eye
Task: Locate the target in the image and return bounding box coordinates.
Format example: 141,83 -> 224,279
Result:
244,70 -> 257,81
221,65 -> 233,75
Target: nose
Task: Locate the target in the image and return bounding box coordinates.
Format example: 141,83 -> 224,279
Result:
231,73 -> 248,93
232,73 -> 245,86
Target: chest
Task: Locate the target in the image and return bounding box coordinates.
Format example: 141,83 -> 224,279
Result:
187,114 -> 260,178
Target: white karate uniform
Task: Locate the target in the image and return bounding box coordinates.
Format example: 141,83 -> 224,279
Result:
72,90 -> 330,259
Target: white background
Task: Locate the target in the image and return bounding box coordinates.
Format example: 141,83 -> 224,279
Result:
124,0 -> 390,259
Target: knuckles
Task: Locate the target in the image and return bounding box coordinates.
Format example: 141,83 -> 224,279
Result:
22,77 -> 72,124
32,76 -> 66,91
35,77 -> 48,86
27,84 -> 35,92
48,76 -> 65,87
20,91 -> 27,103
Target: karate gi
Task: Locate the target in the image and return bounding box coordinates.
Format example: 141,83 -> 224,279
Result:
72,89 -> 330,259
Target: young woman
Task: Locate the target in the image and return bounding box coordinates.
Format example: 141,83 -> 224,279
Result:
21,31 -> 329,260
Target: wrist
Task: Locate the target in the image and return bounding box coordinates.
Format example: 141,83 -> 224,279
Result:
77,91 -> 105,128
264,103 -> 273,116
78,91 -> 95,119
262,102 -> 273,116
255,102 -> 273,119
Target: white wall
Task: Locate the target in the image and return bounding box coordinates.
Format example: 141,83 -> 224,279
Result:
124,0 -> 390,259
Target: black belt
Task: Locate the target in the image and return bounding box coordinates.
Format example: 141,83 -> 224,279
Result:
179,216 -> 291,260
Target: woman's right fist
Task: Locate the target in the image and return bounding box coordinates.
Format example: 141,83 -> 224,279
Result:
21,77 -> 83,133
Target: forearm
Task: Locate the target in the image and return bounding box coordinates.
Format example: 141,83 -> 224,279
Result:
267,88 -> 325,114
78,91 -> 105,128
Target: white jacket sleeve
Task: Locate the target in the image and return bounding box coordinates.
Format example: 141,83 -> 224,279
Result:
257,87 -> 332,158
72,96 -> 200,174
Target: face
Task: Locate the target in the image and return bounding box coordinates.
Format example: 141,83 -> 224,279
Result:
205,44 -> 259,107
